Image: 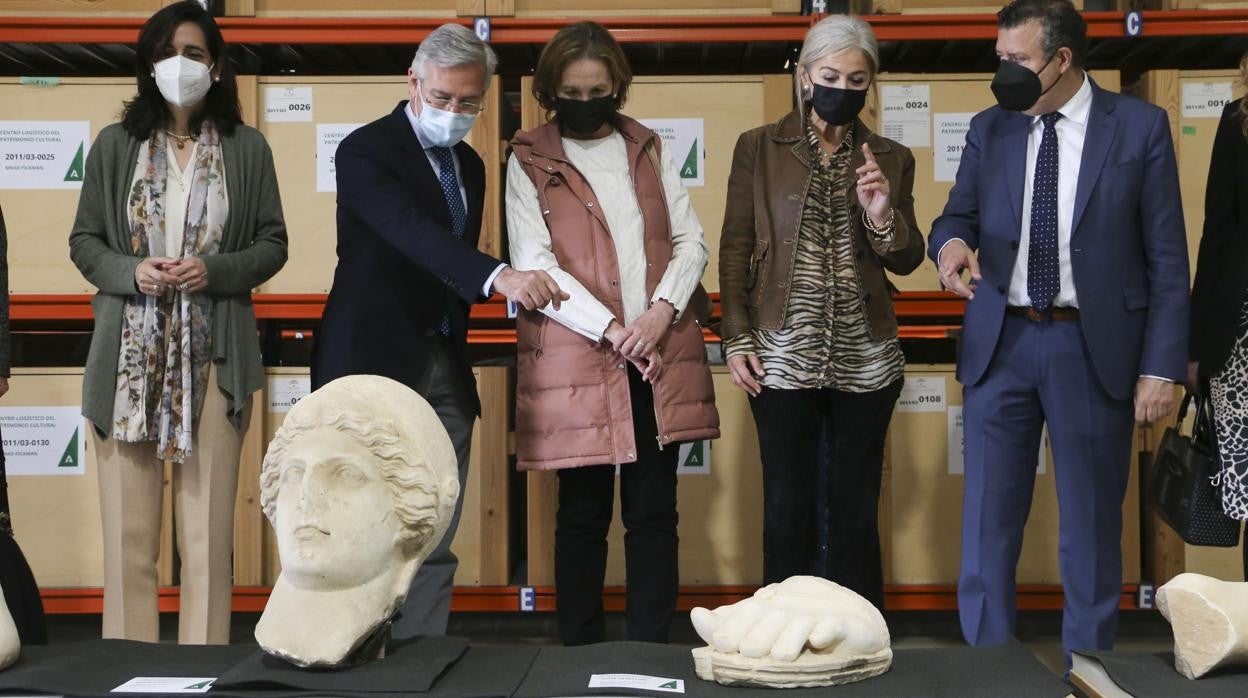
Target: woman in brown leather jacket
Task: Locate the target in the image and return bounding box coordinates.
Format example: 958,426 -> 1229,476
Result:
718,14 -> 923,609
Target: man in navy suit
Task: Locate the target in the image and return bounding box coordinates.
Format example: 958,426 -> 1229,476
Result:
929,0 -> 1188,662
313,24 -> 566,637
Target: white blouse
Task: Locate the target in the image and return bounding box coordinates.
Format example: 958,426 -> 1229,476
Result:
506,130 -> 708,341
127,143 -> 229,258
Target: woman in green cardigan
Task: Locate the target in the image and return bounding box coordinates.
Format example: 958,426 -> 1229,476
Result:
68,1 -> 287,645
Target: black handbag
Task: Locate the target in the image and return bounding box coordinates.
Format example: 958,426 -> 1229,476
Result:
1148,392 -> 1242,547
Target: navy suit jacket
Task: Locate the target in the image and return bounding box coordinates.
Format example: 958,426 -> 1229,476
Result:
312,101 -> 500,414
927,80 -> 1190,401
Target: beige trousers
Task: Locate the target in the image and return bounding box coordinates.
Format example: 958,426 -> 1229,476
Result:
95,365 -> 249,644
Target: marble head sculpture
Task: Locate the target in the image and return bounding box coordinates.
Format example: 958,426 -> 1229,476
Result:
1157,572 -> 1248,680
0,584 -> 18,670
690,576 -> 891,687
254,375 -> 459,668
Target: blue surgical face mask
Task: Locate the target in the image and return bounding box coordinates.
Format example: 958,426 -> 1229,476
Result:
416,85 -> 477,147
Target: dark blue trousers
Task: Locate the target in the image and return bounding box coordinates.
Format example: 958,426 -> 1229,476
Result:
959,314 -> 1134,664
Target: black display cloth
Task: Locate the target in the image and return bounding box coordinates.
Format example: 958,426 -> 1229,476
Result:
1079,649 -> 1248,697
0,637 -> 539,698
512,640 -> 1071,698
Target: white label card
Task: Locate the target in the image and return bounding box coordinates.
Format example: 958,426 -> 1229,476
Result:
0,120 -> 90,189
933,113 -> 975,183
316,123 -> 363,192
638,118 -> 704,187
880,84 -> 931,148
896,376 -> 946,412
1181,82 -> 1233,118
676,440 -> 711,475
267,376 -> 311,414
588,674 -> 685,693
0,407 -> 86,475
111,677 -> 215,694
264,86 -> 314,122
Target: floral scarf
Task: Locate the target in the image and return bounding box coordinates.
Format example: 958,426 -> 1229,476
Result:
112,123 -> 225,462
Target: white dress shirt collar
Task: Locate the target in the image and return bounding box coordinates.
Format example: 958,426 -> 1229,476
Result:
1034,72 -> 1092,128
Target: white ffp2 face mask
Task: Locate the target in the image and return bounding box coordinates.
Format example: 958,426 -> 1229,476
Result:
415,86 -> 477,147
153,55 -> 214,108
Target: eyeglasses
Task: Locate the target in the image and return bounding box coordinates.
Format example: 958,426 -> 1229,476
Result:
419,85 -> 484,115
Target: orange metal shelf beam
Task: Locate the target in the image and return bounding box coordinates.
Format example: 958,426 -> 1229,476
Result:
0,11 -> 1245,45
40,583 -> 1140,614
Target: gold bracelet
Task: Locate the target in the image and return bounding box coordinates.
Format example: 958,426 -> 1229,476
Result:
862,208 -> 895,236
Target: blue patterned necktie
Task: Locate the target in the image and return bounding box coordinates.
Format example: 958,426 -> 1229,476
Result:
1027,112 -> 1062,312
431,146 -> 466,336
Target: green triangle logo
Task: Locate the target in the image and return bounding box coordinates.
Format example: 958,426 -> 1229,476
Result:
681,138 -> 698,179
659,681 -> 679,689
682,441 -> 704,469
64,143 -> 84,181
59,427 -> 79,468
184,680 -> 214,689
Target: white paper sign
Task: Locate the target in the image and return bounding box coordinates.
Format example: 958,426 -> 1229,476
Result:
588,674 -> 685,693
676,439 -> 711,475
639,118 -> 704,187
948,406 -> 1047,476
948,406 -> 965,475
316,123 -> 362,192
933,113 -> 974,183
880,84 -> 931,148
896,376 -> 946,412
264,86 -> 314,122
268,376 -> 311,414
0,407 -> 85,475
111,677 -> 215,693
0,120 -> 90,189
1181,82 -> 1233,118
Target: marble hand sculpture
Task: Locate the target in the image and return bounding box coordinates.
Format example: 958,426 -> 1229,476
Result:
1157,572 -> 1248,679
0,584 -> 18,670
254,375 -> 460,668
690,576 -> 891,688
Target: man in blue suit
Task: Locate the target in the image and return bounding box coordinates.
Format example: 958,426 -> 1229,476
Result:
313,24 -> 566,637
928,0 -> 1188,661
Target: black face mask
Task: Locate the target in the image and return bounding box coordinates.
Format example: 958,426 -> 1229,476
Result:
807,83 -> 868,126
991,53 -> 1059,112
555,96 -> 617,136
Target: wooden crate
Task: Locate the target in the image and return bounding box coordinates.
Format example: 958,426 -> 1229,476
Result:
886,365 -> 1142,585
1127,69 -> 1245,284
861,70 -> 1121,293
0,0 -> 164,16
0,78 -> 137,294
527,366 -> 763,586
250,367 -> 512,587
7,368 -> 175,588
857,0 -> 1083,12
519,74 -> 793,295
254,76 -> 503,293
236,0 -> 460,17
499,0 -> 800,16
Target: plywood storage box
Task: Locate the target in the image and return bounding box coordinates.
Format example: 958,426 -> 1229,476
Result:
519,74 -> 794,295
886,365 -> 1142,585
860,70 -> 1121,294
1128,69 -> 1245,283
7,368 -> 177,589
0,78 -> 138,294
254,77 -> 504,294
852,0 -> 1082,13
0,0 -> 164,16
247,366 -> 512,588
500,0 -> 801,16
527,366 -> 764,586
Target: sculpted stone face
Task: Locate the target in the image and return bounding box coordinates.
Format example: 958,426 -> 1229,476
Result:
255,375 -> 458,668
274,428 -> 404,591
